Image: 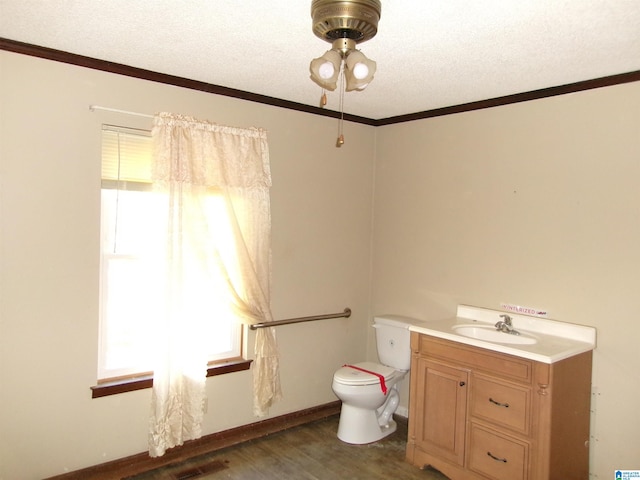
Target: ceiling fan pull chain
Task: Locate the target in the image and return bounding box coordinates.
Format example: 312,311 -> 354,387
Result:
337,63 -> 345,147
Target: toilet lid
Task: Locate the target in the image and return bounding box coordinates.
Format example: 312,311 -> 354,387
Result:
334,361 -> 396,386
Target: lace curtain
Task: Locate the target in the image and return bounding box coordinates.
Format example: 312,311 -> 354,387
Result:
148,112 -> 281,457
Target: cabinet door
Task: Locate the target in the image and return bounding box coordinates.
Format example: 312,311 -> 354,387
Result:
414,358 -> 469,466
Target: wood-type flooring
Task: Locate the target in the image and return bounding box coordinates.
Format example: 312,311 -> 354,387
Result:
128,415 -> 449,480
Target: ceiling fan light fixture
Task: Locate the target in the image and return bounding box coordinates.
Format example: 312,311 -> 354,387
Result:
309,0 -> 381,145
309,1 -> 380,93
344,50 -> 376,91
310,49 -> 342,90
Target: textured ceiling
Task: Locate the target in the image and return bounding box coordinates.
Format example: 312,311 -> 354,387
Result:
1,0 -> 639,120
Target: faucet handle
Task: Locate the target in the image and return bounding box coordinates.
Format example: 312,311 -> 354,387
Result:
499,314 -> 512,325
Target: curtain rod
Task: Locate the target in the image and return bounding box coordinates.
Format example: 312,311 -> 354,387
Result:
89,105 -> 154,119
250,308 -> 352,330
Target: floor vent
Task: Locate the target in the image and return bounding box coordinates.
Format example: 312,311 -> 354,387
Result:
172,460 -> 228,480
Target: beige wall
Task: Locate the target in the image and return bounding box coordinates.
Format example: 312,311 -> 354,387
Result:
2,49 -> 639,479
372,82 -> 640,477
0,51 -> 375,479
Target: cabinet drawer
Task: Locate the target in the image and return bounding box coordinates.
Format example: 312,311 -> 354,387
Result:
471,374 -> 531,435
468,423 -> 529,480
417,335 -> 533,384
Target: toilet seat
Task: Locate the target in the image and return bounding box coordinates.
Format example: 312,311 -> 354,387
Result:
334,361 -> 396,386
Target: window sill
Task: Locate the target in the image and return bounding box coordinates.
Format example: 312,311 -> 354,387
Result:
90,359 -> 253,398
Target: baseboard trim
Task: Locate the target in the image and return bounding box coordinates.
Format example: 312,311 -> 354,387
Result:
45,401 -> 341,480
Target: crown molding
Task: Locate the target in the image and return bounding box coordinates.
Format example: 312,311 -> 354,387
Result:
2,37 -> 639,127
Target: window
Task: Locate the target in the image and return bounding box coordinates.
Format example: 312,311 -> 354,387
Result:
98,125 -> 243,381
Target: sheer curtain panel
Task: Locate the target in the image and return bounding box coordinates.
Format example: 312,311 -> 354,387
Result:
148,112 -> 281,457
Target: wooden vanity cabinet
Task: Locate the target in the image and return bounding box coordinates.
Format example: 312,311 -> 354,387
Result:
406,333 -> 592,480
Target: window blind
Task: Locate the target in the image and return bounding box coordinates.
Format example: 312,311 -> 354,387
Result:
101,125 -> 152,187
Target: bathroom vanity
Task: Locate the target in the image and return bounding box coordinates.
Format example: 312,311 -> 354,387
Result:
405,306 -> 596,480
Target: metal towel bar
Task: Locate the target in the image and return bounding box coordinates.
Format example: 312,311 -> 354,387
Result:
250,308 -> 351,330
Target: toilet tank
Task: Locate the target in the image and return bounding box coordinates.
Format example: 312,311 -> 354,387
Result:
373,315 -> 416,371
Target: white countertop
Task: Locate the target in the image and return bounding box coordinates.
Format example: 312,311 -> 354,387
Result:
407,305 -> 596,364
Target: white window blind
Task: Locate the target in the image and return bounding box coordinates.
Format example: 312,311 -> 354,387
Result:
101,125 -> 152,189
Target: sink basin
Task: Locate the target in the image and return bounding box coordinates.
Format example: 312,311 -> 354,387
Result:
452,324 -> 538,345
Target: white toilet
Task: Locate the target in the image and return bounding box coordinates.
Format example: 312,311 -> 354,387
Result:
332,315 -> 414,444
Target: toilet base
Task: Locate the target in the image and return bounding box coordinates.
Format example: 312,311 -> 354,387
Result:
336,402 -> 398,444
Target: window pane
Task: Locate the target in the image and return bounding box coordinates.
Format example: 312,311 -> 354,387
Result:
99,189 -> 166,378
100,256 -> 157,374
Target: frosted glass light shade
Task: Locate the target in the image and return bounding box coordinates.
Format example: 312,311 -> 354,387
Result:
345,50 -> 376,92
310,50 -> 342,91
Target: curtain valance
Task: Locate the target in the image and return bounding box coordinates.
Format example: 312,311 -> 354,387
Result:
152,112 -> 272,188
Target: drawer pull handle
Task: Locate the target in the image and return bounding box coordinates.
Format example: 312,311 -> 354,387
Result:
459,381 -> 466,387
487,451 -> 508,463
489,397 -> 510,408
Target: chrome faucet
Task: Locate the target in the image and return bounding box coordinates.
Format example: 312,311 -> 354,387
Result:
495,314 -> 520,335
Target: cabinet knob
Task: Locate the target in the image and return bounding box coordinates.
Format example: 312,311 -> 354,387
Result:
459,381 -> 466,387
